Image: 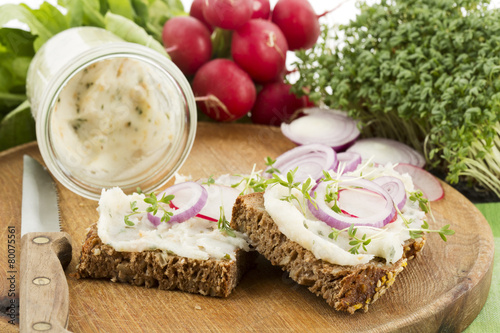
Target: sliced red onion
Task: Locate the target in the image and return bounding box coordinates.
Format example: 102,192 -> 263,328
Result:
147,213 -> 161,227
281,108 -> 360,151
158,182 -> 208,223
308,177 -> 396,229
197,184 -> 240,222
336,151 -> 362,174
265,143 -> 338,182
346,138 -> 426,168
372,176 -> 407,210
394,163 -> 444,201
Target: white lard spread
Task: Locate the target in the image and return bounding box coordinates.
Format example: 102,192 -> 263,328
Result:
51,58 -> 174,183
97,187 -> 249,260
263,164 -> 426,266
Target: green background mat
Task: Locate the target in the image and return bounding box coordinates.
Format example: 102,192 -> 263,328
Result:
466,202 -> 499,332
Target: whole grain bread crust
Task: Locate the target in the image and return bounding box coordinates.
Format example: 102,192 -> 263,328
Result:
75,223 -> 255,297
231,192 -> 426,313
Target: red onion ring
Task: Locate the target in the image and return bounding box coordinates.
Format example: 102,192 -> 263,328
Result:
308,177 -> 396,229
346,138 -> 426,168
336,151 -> 362,174
281,108 -> 360,151
372,176 -> 407,210
156,182 -> 208,223
147,213 -> 161,227
265,143 -> 338,182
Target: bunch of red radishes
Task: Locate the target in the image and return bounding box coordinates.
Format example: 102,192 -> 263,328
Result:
161,0 -> 321,125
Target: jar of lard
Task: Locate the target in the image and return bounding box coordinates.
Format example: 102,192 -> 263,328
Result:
26,27 -> 196,200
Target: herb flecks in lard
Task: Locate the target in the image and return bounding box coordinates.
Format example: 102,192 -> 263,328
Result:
51,58 -> 175,183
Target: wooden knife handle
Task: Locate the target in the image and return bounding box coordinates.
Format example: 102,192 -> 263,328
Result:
20,232 -> 72,333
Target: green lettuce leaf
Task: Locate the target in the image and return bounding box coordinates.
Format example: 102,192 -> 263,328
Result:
0,4 -> 54,51
107,0 -> 136,20
0,100 -> 36,151
0,28 -> 35,116
104,12 -> 168,56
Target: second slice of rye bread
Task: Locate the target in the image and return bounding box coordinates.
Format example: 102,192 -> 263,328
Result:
231,192 -> 426,313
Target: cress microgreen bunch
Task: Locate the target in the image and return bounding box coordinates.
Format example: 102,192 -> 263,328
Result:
124,192 -> 175,226
328,224 -> 374,255
202,175 -> 215,186
267,168 -> 317,214
217,206 -> 236,237
324,183 -> 342,214
264,157 -> 280,175
405,190 -> 454,241
232,164 -> 269,195
293,0 -> 500,197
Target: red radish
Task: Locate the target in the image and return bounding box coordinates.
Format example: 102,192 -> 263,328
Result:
189,0 -> 213,31
394,163 -> 445,201
251,82 -> 306,125
162,16 -> 212,76
202,0 -> 253,30
272,0 -> 320,50
231,19 -> 288,82
192,59 -> 256,122
251,0 -> 271,19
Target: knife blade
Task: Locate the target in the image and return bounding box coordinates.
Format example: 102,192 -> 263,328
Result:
20,155 -> 72,333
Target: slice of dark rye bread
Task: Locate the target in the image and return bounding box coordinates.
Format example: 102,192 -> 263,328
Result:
74,223 -> 256,297
231,192 -> 426,314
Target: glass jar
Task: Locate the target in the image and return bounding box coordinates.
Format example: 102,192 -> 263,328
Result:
26,27 -> 197,200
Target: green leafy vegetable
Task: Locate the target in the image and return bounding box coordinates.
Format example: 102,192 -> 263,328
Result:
0,100 -> 36,150
0,28 -> 35,116
293,0 -> 500,197
0,3 -> 61,51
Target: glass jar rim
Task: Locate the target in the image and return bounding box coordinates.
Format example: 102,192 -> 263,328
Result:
35,42 -> 197,200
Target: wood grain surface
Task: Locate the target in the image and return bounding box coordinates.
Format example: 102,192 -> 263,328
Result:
0,122 -> 494,333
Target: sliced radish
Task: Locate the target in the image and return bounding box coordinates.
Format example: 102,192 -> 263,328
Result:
197,184 -> 240,221
158,182 -> 208,223
281,108 -> 360,151
337,188 -> 386,218
346,138 -> 426,168
372,176 -> 407,210
394,163 -> 444,201
265,143 -> 338,182
308,177 -> 396,229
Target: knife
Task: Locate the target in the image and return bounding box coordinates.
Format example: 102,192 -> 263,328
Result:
20,155 -> 72,333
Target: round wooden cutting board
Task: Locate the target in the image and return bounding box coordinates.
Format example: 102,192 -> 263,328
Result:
0,123 -> 494,332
